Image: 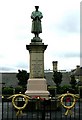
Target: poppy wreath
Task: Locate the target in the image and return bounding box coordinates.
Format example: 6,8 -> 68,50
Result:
61,93 -> 76,109
8,94 -> 30,116
58,93 -> 79,116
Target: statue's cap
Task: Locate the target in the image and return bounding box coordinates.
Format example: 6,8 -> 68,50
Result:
35,6 -> 39,10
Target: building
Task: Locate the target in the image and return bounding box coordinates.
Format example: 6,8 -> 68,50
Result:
1,61 -> 72,87
71,65 -> 82,86
2,72 -> 71,88
2,73 -> 18,88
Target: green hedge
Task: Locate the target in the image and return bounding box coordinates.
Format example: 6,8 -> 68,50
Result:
48,85 -> 78,96
2,86 -> 26,95
48,86 -> 56,97
15,86 -> 23,94
2,87 -> 13,95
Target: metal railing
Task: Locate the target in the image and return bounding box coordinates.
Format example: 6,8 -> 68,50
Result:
2,93 -> 82,120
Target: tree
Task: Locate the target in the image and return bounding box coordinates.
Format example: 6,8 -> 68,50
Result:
52,71 -> 62,88
70,75 -> 77,89
16,70 -> 29,88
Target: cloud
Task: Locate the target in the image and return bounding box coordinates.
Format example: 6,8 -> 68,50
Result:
15,62 -> 28,71
53,11 -> 80,35
0,0 -> 80,72
0,67 -> 16,73
0,64 -> 28,73
63,53 -> 80,58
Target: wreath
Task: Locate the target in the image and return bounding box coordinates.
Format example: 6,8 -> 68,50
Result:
58,93 -> 79,116
8,94 -> 30,116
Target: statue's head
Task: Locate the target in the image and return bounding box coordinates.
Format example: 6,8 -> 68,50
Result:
35,6 -> 39,11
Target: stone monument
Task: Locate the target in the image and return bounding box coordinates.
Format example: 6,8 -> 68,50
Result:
25,6 -> 49,98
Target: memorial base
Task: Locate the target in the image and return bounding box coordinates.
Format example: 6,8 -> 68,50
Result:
25,78 -> 49,98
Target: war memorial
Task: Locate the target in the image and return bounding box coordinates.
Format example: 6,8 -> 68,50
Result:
2,6 -> 82,120
25,6 -> 49,98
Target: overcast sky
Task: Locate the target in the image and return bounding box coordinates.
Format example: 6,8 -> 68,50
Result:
0,0 -> 80,73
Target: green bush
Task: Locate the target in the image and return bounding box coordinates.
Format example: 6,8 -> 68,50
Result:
48,86 -> 57,97
2,86 -> 26,95
15,86 -> 23,94
61,85 -> 71,94
48,85 -> 73,96
57,85 -> 78,94
2,87 -> 13,95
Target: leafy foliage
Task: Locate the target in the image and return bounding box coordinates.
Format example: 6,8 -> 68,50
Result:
2,87 -> 13,95
16,70 -> 29,88
52,71 -> 62,87
70,75 -> 77,89
15,86 -> 23,94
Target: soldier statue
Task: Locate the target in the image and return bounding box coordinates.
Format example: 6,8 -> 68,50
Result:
31,6 -> 43,37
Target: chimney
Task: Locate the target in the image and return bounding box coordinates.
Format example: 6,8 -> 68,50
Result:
76,65 -> 80,69
75,65 -> 80,75
52,61 -> 58,72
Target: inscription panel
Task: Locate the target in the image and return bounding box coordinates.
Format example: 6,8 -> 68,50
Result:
30,52 -> 44,78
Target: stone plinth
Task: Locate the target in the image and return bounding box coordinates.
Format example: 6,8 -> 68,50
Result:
25,78 -> 49,98
25,38 -> 49,98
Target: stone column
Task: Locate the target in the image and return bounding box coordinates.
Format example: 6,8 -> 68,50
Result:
27,43 -> 47,78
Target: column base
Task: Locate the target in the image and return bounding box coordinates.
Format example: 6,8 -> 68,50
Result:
25,78 -> 50,98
